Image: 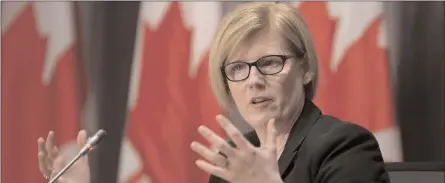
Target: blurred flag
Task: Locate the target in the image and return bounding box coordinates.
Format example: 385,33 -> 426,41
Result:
296,2 -> 402,162
117,2 -> 224,183
1,2 -> 86,183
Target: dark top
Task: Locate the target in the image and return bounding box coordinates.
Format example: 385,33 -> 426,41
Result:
209,99 -> 391,183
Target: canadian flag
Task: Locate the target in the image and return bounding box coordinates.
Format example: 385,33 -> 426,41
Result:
117,2 -> 224,183
296,2 -> 403,162
1,2 -> 86,183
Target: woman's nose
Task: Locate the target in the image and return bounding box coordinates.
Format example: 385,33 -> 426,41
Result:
246,66 -> 266,89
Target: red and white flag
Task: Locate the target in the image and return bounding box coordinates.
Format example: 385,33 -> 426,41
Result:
118,2 -> 224,183
2,2 -> 86,183
296,2 -> 402,162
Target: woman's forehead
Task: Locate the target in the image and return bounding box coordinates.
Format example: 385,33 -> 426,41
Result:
227,30 -> 291,60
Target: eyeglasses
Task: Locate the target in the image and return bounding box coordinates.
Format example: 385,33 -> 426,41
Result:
221,55 -> 293,82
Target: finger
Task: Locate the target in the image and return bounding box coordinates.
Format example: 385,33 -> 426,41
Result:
209,145 -> 230,161
265,118 -> 277,153
38,151 -> 51,177
38,137 -> 47,158
52,146 -> 60,158
191,141 -> 228,167
46,131 -> 56,160
77,130 -> 88,148
216,115 -> 253,150
77,130 -> 89,163
38,137 -> 52,176
195,160 -> 230,181
198,126 -> 236,158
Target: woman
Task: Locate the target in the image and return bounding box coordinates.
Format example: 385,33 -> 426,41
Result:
37,2 -> 390,183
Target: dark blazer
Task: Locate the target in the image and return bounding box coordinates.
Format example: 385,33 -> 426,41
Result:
209,99 -> 391,183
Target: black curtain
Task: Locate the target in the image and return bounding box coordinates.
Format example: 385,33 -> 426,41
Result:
77,1 -> 140,183
96,2 -> 140,183
395,1 -> 444,162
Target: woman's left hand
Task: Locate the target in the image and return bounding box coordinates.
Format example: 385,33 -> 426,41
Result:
191,114 -> 283,183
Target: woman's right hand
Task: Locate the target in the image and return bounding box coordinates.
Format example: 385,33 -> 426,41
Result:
38,130 -> 91,183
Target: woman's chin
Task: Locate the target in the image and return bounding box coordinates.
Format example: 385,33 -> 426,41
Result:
246,114 -> 277,129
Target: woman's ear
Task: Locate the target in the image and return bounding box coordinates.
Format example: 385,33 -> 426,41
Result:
303,71 -> 313,85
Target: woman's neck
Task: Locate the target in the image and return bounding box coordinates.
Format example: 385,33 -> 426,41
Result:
253,117 -> 295,156
254,99 -> 305,158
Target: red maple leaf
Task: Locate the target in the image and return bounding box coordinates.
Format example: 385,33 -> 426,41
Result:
125,2 -> 223,183
298,2 -> 394,132
1,3 -> 85,183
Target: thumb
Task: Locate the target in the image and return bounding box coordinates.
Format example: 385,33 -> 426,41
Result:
265,118 -> 277,153
77,130 -> 88,148
77,130 -> 89,163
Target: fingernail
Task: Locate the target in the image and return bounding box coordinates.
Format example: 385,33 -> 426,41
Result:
197,126 -> 206,135
215,115 -> 227,123
197,125 -> 205,131
195,160 -> 203,167
191,143 -> 200,152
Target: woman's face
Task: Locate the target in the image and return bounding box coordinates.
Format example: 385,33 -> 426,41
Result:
225,29 -> 308,128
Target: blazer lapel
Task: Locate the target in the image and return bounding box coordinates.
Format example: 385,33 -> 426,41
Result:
277,99 -> 321,176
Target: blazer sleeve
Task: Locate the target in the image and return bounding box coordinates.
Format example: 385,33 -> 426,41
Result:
313,122 -> 391,183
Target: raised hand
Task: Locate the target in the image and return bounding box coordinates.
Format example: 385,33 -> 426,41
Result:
37,130 -> 90,183
191,115 -> 283,183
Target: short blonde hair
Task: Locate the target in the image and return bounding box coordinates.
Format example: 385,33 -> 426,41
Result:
209,2 -> 319,111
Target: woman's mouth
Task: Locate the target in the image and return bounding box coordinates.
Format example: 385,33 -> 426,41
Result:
250,97 -> 273,106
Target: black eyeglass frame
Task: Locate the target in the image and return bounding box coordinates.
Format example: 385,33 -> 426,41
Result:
220,54 -> 294,82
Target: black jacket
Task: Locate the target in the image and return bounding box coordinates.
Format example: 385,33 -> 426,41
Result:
209,99 -> 391,183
